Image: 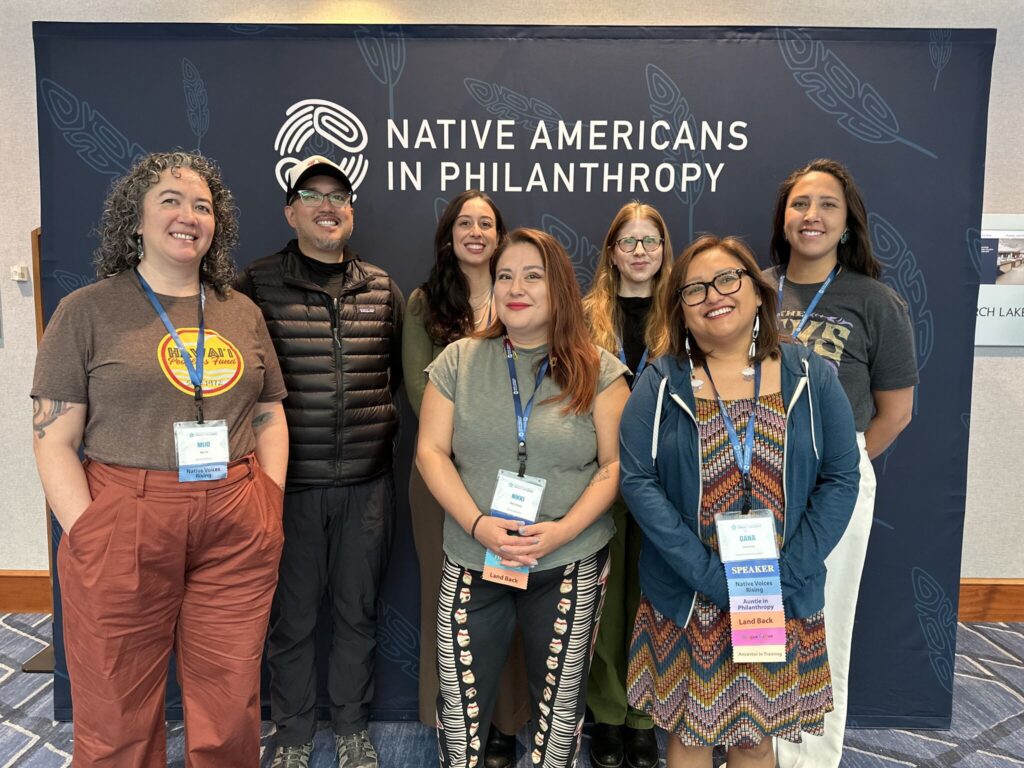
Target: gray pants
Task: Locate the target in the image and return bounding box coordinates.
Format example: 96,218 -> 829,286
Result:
267,475 -> 395,745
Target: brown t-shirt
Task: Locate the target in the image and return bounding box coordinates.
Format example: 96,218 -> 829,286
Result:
32,270 -> 287,470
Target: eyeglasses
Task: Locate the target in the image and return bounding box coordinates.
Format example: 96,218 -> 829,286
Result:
615,236 -> 664,254
292,189 -> 351,208
678,268 -> 747,306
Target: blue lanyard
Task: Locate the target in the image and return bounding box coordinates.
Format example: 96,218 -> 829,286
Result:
702,361 -> 761,513
777,265 -> 840,339
137,270 -> 207,423
503,336 -> 550,476
617,342 -> 649,384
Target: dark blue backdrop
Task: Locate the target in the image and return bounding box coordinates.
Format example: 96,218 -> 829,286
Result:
33,23 -> 994,729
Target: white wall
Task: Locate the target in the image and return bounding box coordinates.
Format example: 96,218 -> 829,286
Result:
2,1 -> 1020,576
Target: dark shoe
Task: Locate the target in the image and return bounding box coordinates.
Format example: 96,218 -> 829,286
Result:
484,728 -> 515,768
589,723 -> 624,768
623,726 -> 659,768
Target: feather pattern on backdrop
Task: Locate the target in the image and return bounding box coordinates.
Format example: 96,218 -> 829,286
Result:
355,26 -> 406,119
645,64 -> 705,241
181,58 -> 209,151
39,79 -> 147,177
929,30 -> 953,92
777,28 -> 937,159
911,567 -> 956,695
463,78 -> 563,134
541,213 -> 599,289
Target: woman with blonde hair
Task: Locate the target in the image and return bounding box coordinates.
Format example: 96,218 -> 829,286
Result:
582,201 -> 672,768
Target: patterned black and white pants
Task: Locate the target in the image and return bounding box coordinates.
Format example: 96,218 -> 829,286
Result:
436,547 -> 610,768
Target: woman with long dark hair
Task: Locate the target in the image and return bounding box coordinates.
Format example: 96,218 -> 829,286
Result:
767,159 -> 917,768
581,201 -> 673,768
402,191 -> 530,765
417,228 -> 629,768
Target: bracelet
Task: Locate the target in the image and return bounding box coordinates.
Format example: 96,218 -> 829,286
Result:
470,513 -> 485,542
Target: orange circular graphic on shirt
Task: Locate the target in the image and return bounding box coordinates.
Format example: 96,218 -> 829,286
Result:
157,328 -> 244,397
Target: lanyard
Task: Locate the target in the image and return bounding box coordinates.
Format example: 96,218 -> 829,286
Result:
702,361 -> 761,513
777,265 -> 840,339
617,342 -> 649,384
137,270 -> 207,423
503,336 -> 550,477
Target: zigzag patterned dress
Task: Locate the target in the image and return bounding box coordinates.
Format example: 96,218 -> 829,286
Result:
626,392 -> 834,748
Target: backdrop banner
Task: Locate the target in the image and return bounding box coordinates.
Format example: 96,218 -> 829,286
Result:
33,22 -> 995,729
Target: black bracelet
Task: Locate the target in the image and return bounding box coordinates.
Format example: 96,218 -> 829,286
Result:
470,513 -> 485,542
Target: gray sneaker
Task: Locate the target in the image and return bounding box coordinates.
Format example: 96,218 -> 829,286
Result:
335,729 -> 379,768
270,742 -> 313,768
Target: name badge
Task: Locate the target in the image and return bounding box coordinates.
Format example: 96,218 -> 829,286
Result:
715,509 -> 779,562
483,469 -> 546,589
173,420 -> 229,483
715,509 -> 787,663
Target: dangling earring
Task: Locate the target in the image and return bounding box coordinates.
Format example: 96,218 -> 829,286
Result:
742,314 -> 759,381
685,333 -> 704,392
136,236 -> 144,262
840,228 -> 850,245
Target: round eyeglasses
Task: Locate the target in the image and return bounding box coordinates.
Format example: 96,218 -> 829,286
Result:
615,236 -> 664,254
678,268 -> 747,306
292,189 -> 351,208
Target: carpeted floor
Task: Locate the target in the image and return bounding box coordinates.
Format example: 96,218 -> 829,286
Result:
0,614 -> 1021,767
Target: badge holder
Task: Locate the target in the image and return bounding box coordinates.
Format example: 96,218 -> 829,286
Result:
482,469 -> 546,589
716,509 -> 787,663
174,419 -> 229,482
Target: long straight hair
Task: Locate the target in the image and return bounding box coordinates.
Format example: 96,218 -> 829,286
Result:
582,201 -> 673,356
481,228 -> 600,415
769,158 -> 880,279
422,190 -> 507,344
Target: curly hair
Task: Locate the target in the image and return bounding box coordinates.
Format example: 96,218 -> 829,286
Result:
769,158 -> 879,280
582,200 -> 674,356
93,151 -> 239,295
422,190 -> 507,344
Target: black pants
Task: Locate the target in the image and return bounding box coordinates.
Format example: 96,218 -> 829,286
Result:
436,547 -> 610,768
267,475 -> 395,745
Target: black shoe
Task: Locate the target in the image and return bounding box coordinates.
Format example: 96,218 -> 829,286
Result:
589,723 -> 624,768
623,726 -> 659,768
484,728 -> 515,768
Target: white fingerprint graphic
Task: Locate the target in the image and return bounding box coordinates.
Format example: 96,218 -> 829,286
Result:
274,99 -> 369,195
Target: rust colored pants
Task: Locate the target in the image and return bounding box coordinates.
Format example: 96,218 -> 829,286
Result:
56,455 -> 284,768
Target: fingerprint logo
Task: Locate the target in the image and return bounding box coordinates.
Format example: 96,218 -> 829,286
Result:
274,99 -> 369,196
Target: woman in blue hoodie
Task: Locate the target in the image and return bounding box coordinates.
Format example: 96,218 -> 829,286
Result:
620,235 -> 859,768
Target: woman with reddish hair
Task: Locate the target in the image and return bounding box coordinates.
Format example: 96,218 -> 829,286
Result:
417,228 -> 629,768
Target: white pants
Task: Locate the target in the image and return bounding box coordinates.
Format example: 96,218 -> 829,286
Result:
775,433 -> 876,768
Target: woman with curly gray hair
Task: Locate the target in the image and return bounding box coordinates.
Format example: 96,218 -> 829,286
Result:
31,151 -> 289,767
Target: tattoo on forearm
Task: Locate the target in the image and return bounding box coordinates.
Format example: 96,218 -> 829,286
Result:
251,412 -> 273,431
588,465 -> 612,487
32,398 -> 70,439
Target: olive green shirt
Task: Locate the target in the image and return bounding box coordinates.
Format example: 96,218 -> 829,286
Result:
427,336 -> 627,571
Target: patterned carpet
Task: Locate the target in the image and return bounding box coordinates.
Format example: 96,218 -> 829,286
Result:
0,614 -> 1021,767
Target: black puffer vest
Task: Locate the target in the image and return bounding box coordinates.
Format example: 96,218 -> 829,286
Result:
237,241 -> 398,486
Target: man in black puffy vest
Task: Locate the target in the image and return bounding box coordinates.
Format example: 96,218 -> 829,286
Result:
236,156 -> 404,768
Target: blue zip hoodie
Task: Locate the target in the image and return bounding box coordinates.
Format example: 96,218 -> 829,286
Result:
620,344 -> 860,628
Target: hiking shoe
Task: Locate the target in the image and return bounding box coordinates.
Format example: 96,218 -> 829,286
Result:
336,729 -> 379,768
271,742 -> 313,768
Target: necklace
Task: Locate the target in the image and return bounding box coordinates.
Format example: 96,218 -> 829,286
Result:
472,293 -> 492,327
